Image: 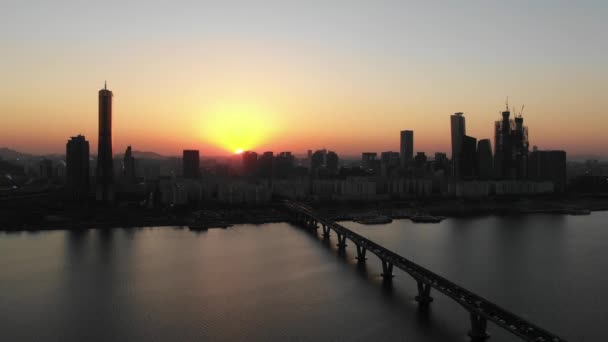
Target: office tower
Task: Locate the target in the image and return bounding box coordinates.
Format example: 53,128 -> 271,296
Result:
66,135 -> 90,199
96,82 -> 115,202
494,103 -> 529,180
326,151 -> 339,175
528,150 -> 567,192
122,145 -> 136,183
242,151 -> 258,176
400,130 -> 414,166
477,139 -> 493,180
259,152 -> 274,178
183,150 -> 200,179
450,112 -> 466,179
275,152 -> 295,178
460,135 -> 477,180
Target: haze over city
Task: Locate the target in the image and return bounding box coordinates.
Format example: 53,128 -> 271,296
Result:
2,1 -> 607,156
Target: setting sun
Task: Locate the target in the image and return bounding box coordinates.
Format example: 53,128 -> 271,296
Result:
198,101 -> 282,154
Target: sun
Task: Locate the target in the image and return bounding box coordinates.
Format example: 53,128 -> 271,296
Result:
198,101 -> 281,155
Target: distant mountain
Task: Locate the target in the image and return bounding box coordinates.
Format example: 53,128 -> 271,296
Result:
0,148 -> 34,161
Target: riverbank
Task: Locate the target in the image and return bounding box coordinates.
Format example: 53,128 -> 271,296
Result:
1,195 -> 607,231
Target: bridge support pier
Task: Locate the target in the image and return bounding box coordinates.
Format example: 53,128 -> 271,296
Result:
355,244 -> 367,263
336,233 -> 347,250
381,259 -> 394,281
415,281 -> 434,304
468,313 -> 490,341
322,225 -> 331,239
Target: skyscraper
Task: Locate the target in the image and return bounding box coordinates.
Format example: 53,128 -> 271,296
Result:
450,112 -> 466,179
96,82 -> 115,202
183,150 -> 200,179
477,139 -> 493,180
460,135 -> 477,180
494,104 -> 529,180
400,130 -> 413,166
66,135 -> 90,200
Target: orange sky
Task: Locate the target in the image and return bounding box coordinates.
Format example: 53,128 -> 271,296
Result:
1,2 -> 607,157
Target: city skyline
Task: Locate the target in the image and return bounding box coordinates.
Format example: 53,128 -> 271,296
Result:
2,1 -> 607,156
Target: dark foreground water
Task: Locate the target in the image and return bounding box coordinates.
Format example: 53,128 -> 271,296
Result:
1,212 -> 607,341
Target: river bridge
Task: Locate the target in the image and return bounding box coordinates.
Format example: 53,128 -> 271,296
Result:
283,201 -> 565,342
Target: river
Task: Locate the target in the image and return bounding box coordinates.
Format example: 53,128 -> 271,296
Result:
1,212 -> 606,341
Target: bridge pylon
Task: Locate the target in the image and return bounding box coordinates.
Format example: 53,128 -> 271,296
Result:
468,313 -> 490,341
415,281 -> 434,305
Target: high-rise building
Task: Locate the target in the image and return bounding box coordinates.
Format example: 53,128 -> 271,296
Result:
477,139 -> 493,180
96,82 -> 115,202
242,151 -> 258,176
259,152 -> 274,178
460,135 -> 477,180
380,151 -> 400,176
275,152 -> 295,178
494,105 -> 529,180
400,130 -> 414,166
361,152 -> 377,170
122,145 -> 136,183
450,112 -> 466,179
311,150 -> 326,172
433,152 -> 449,173
528,150 -> 567,192
183,150 -> 200,179
326,151 -> 339,175
66,135 -> 90,200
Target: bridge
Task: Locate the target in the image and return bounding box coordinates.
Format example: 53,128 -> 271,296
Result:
283,201 -> 565,342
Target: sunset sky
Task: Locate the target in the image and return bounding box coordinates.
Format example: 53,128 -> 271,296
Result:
1,1 -> 607,157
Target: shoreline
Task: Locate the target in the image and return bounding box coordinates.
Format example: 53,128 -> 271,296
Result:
2,196 -> 607,232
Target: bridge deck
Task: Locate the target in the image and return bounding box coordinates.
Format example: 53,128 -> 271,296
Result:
284,201 -> 564,342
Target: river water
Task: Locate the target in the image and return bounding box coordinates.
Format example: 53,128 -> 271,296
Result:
1,212 -> 606,341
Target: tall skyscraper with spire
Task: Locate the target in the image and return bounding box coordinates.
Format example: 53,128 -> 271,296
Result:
96,82 -> 115,201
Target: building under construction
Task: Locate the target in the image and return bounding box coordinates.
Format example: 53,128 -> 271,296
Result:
494,101 -> 529,180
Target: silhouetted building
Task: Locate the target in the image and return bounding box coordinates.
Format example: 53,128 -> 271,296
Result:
275,152 -> 295,178
460,135 -> 477,180
259,152 -> 274,178
326,151 -> 339,175
311,150 -> 326,172
528,150 -> 567,192
414,152 -> 427,168
381,151 -> 400,176
477,139 -> 493,180
66,135 -> 90,199
183,150 -> 200,179
96,82 -> 115,202
242,151 -> 258,176
400,130 -> 413,166
122,146 -> 136,183
494,104 -> 529,180
450,112 -> 466,179
361,152 -> 377,170
433,152 -> 449,172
